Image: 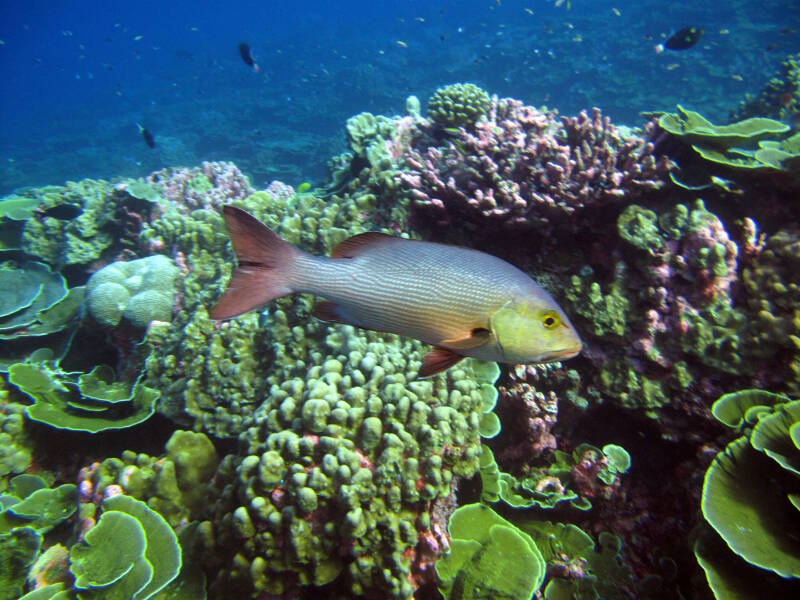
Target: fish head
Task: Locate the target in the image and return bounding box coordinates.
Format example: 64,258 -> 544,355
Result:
489,298 -> 582,364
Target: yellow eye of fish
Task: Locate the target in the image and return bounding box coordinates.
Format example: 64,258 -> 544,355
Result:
542,312 -> 560,329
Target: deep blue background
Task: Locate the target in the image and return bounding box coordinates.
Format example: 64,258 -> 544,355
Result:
1,0 -> 798,193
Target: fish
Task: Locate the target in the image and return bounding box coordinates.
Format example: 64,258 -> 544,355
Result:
137,123 -> 155,148
210,206 -> 582,377
663,26 -> 703,51
238,42 -> 260,72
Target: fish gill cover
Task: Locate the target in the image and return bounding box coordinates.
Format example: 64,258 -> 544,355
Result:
0,1 -> 799,599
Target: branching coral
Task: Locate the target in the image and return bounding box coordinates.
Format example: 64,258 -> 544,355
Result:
398,96 -> 671,234
146,161 -> 254,214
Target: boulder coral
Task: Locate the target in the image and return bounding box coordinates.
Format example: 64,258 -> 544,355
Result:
86,254 -> 179,328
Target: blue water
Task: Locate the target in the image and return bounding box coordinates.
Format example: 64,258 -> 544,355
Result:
1,0 -> 797,194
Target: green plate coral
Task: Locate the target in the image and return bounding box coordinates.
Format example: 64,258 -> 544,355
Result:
435,503 -> 546,600
695,389 -> 800,597
69,495 -> 182,600
8,362 -> 159,433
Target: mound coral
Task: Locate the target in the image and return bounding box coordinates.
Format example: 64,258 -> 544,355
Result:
77,430 -> 219,527
86,254 -> 179,329
208,328 -> 493,598
426,83 -> 491,130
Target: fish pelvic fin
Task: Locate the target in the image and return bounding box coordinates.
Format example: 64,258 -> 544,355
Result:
418,347 -> 465,378
313,300 -> 351,324
209,205 -> 297,320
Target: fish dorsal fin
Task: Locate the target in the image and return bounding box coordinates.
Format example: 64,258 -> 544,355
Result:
418,347 -> 464,378
440,328 -> 492,350
331,232 -> 398,259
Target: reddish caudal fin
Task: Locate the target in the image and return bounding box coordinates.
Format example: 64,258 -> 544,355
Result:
418,347 -> 465,378
209,206 -> 297,320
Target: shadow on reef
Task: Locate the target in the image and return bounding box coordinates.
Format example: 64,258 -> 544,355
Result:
1,76 -> 800,598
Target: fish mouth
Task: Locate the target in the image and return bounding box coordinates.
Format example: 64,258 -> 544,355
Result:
543,341 -> 583,362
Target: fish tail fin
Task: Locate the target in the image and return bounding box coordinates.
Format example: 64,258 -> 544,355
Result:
209,205 -> 298,320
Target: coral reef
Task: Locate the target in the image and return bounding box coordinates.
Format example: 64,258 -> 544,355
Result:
3,82 -> 800,600
208,327 -> 492,598
741,228 -> 800,393
7,362 -> 160,433
561,200 -> 751,414
76,430 -> 219,528
435,503 -> 545,599
0,402 -> 32,480
12,179 -> 158,270
69,495 -> 182,600
732,52 -> 800,123
0,261 -> 83,371
399,96 -> 671,234
657,105 -> 800,189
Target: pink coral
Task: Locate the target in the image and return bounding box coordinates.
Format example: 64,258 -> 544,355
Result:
398,97 -> 672,234
496,363 -> 564,462
147,160 -> 254,213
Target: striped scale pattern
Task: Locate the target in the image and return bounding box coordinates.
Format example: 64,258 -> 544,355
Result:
288,236 -> 554,353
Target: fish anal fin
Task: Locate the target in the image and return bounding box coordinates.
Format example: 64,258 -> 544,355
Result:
418,347 -> 464,378
440,328 -> 492,350
331,232 -> 398,259
313,300 -> 351,325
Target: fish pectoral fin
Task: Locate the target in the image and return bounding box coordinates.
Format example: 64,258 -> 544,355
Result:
440,328 -> 492,350
418,347 -> 465,378
331,231 -> 398,259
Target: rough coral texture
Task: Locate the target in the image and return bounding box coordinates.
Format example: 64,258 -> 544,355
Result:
140,181 -> 369,437
426,83 -> 491,130
147,161 -> 254,214
742,228 -> 800,393
208,323 -> 488,599
18,178 -> 152,268
562,200 -> 745,414
76,430 -> 219,530
0,401 -> 32,481
398,97 -> 672,234
137,162 -> 496,598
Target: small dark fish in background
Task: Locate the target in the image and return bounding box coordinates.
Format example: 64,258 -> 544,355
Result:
238,42 -> 260,72
137,123 -> 155,148
655,26 -> 703,54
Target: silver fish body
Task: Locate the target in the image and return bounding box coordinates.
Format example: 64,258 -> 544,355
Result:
210,206 -> 582,375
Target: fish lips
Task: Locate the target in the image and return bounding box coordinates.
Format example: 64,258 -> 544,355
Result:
539,340 -> 583,363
